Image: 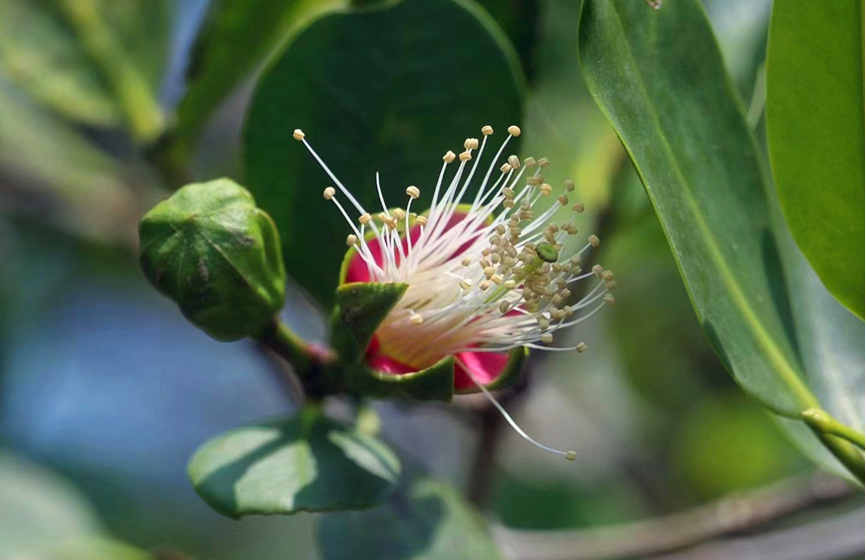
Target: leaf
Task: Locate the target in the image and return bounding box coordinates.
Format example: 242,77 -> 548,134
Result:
578,0 -> 817,417
0,0 -> 168,139
244,0 -> 525,306
171,0 -> 345,160
345,358 -> 455,403
0,455 -> 103,558
188,406 -> 401,517
330,282 -> 408,363
0,0 -> 119,125
765,0 -> 864,318
318,465 -> 504,560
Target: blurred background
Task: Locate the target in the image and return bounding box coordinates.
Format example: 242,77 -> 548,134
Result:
0,0 -> 862,559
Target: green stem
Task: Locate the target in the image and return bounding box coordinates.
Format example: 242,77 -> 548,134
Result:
802,409 -> 865,484
58,0 -> 164,143
254,319 -> 336,400
802,409 -> 866,449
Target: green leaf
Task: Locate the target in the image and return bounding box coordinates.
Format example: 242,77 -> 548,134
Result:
170,0 -> 345,162
330,282 -> 408,363
345,357 -> 455,403
319,465 -> 504,560
0,455 -> 103,558
765,0 -> 864,318
188,407 -> 401,517
0,0 -> 167,140
244,0 -> 525,306
578,0 -> 816,417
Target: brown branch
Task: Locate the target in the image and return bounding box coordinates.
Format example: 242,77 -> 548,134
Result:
493,472 -> 857,560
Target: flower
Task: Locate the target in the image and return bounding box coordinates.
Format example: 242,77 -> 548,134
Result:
293,125 -> 615,459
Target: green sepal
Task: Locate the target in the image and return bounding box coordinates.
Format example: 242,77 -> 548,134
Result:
344,357 -> 454,403
455,347 -> 527,395
188,406 -> 401,518
330,282 -> 408,363
139,178 -> 286,341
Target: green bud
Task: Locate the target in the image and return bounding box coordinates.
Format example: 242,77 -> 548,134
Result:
139,178 -> 286,341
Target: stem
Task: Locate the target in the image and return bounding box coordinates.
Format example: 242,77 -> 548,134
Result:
802,408 -> 866,449
254,319 -> 336,400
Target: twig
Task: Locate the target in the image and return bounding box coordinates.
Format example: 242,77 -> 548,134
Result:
493,472 -> 857,560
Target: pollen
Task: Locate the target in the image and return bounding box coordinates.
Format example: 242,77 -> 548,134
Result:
346,234 -> 358,247
443,150 -> 456,163
415,215 -> 428,226
459,150 -> 472,162
292,129 -> 305,141
406,186 -> 421,199
481,125 -> 494,135
508,155 -> 521,169
507,125 -> 521,137
576,342 -> 588,353
323,186 -> 336,200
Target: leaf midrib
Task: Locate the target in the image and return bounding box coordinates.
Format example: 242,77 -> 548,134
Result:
594,0 -> 818,412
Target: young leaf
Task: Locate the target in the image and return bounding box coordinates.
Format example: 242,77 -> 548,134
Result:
330,282 -> 408,363
188,407 -> 401,517
766,0 -> 864,319
578,0 -> 815,417
244,0 -> 525,306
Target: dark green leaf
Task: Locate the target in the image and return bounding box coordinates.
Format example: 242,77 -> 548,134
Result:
330,281 -> 408,363
578,0 -> 815,417
244,0 -> 525,306
171,0 -> 344,161
188,407 -> 401,517
319,465 -> 503,560
766,0 -> 864,318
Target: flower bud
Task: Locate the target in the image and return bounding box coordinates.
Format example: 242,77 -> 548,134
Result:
139,179 -> 286,341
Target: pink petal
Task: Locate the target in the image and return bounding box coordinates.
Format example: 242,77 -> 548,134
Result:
366,352 -> 417,375
454,351 -> 510,390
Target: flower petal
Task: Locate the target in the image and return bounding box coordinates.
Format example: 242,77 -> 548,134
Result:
453,351 -> 511,390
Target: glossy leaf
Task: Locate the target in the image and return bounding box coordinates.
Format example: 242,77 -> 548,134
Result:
330,282 -> 408,363
171,0 -> 344,160
578,0 -> 815,416
244,0 -> 525,306
319,466 -> 503,560
188,407 -> 401,517
766,0 -> 864,318
344,358 -> 455,403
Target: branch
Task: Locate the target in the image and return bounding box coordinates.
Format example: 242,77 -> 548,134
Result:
493,472 -> 857,560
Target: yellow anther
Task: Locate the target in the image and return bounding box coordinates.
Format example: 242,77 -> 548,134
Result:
527,176 -> 542,186
564,179 -> 575,192
443,150 -> 456,163
346,234 -> 358,247
483,266 -> 495,278
558,195 -> 569,206
461,256 -> 472,266
602,270 -> 615,281
502,187 -> 515,198
464,138 -> 479,150
499,301 -> 512,313
323,186 -> 336,200
491,274 -> 504,285
481,125 -> 494,135
415,215 -> 428,226
592,264 -> 604,277
605,280 -> 618,291
540,183 -> 553,195
572,202 -> 585,213
392,208 -> 405,221
565,451 -> 577,461
479,280 -> 491,290
524,157 -> 537,168
359,213 -> 372,225
459,278 -> 473,290
508,155 -> 521,169
500,163 -> 512,173
576,342 -> 588,353
410,313 -> 424,325
406,186 -> 420,199
540,333 -> 553,344
292,129 -> 305,141
588,234 -> 600,247
507,125 -> 521,136
603,293 -> 616,306
459,150 -> 472,161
